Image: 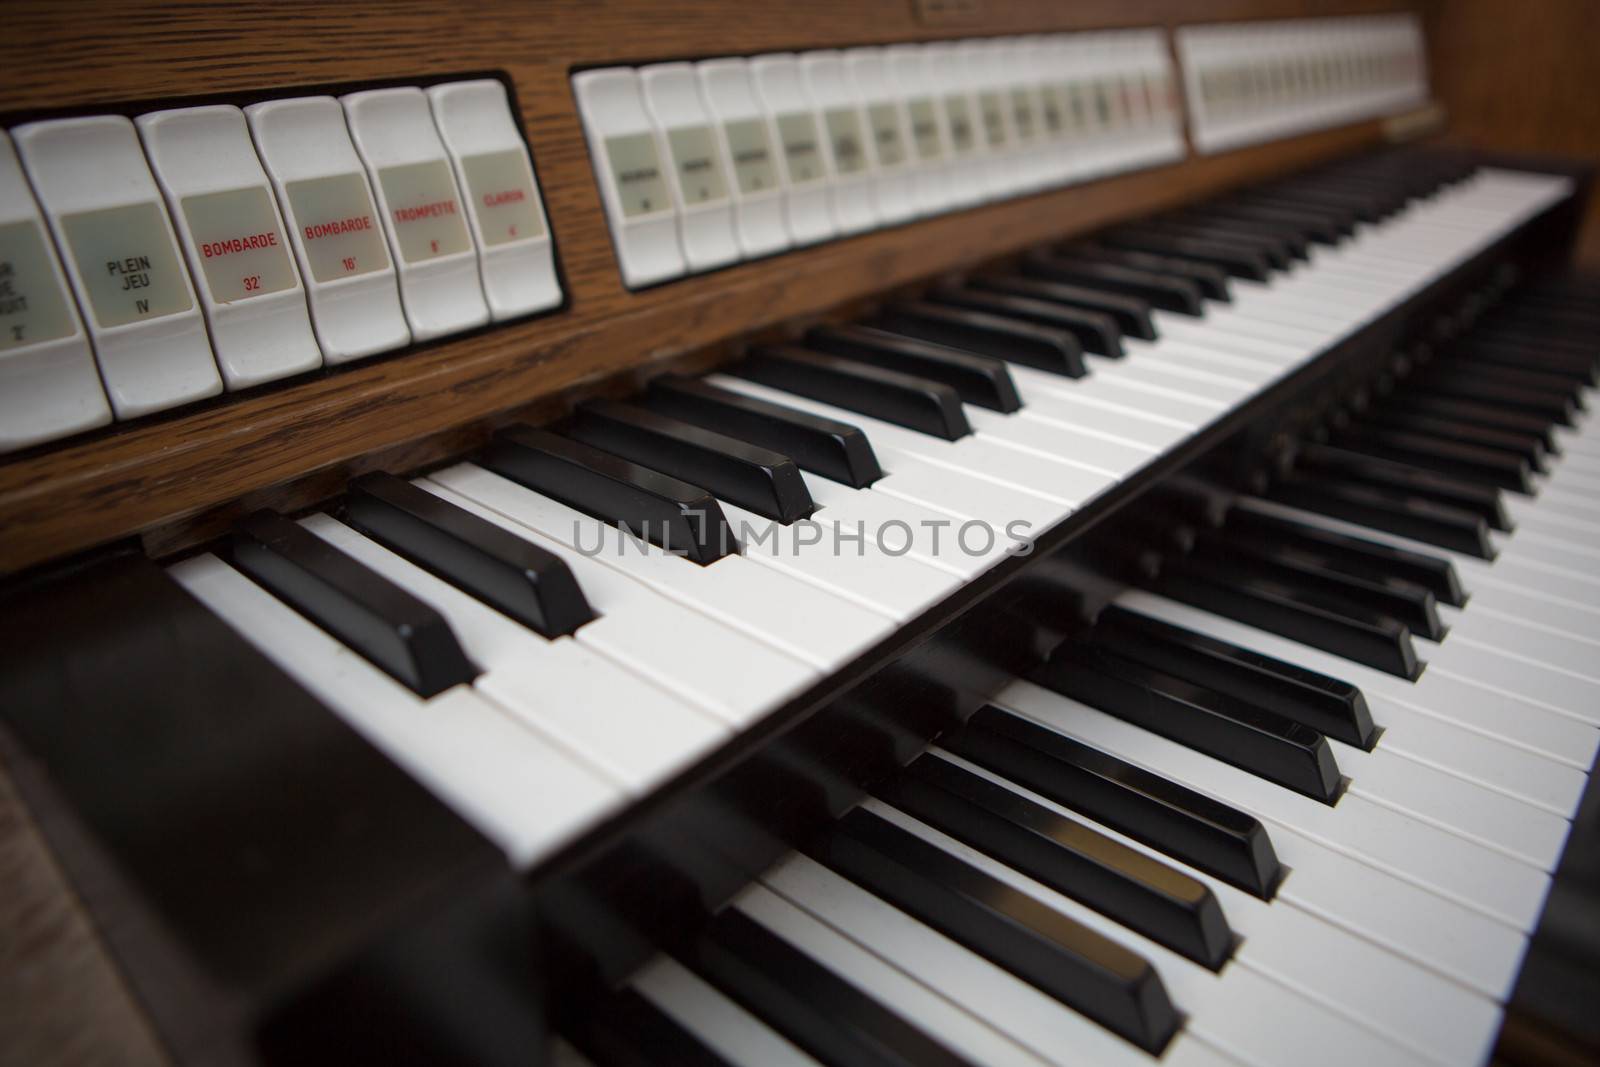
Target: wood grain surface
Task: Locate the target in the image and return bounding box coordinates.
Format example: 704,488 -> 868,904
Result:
1425,0 -> 1600,268
0,759 -> 168,1067
0,0 -> 1419,576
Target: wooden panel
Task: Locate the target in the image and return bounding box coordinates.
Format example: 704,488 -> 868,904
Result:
0,0 -> 1423,574
1425,0 -> 1600,266
0,757 -> 168,1067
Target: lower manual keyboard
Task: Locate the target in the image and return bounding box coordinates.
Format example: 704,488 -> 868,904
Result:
545,277 -> 1599,1067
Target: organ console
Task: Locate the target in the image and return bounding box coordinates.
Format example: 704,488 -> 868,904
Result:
2,3 -> 1597,1065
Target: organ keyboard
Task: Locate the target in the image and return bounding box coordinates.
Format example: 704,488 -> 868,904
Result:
2,4 -> 1597,1067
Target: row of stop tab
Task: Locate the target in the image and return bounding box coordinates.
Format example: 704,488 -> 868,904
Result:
0,80 -> 561,452
573,32 -> 1186,289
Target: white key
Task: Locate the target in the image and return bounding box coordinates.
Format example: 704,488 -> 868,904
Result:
1551,426 -> 1600,461
420,476 -> 818,727
1136,341 -> 1289,387
721,494 -> 982,616
965,405 -> 1156,479
1008,365 -> 1203,431
1084,354 -> 1253,405
1214,298 -> 1353,338
747,490 -> 972,615
1164,300 -> 1324,342
1014,384 -> 1191,451
1153,314 -> 1309,364
1426,632 -> 1600,725
806,474 -> 1007,578
416,462 -> 895,670
1199,309 -> 1335,352
1325,738 -> 1570,870
1034,366 -> 1225,426
994,677 -> 1551,930
1204,283 -> 1348,323
1503,499 -> 1600,553
632,956 -> 821,1067
1494,528 -> 1600,576
299,513 -> 728,793
1455,583 -> 1600,659
1123,338 -> 1285,386
168,553 -> 619,867
1523,485 -> 1600,529
1445,608 -> 1600,684
865,458 -> 1066,539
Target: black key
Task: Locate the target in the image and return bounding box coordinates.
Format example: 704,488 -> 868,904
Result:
953,706 -> 1283,898
1263,183 -> 1383,223
564,399 -> 815,523
1228,192 -> 1358,235
1229,503 -> 1466,607
970,274 -> 1158,339
645,375 -> 883,489
1452,341 -> 1599,388
678,908 -> 976,1067
1120,221 -> 1289,271
1150,475 -> 1234,529
231,509 -> 478,697
484,425 -> 736,566
1033,640 -> 1342,803
563,987 -> 731,1067
1295,442 -> 1512,531
1493,298 -> 1600,326
1268,477 -> 1495,560
806,809 -> 1179,1055
1386,394 -> 1560,452
1189,202 -> 1341,245
929,285 -> 1124,357
1411,374 -> 1577,427
1069,243 -> 1232,303
1024,252 -> 1205,315
1162,216 -> 1308,263
1093,606 -> 1376,749
1471,323 -> 1600,356
1481,312 -> 1600,344
0,557 -> 539,1065
1228,199 -> 1358,241
1362,409 -> 1550,472
1467,330 -> 1600,369
1100,228 -> 1274,281
1431,357 -> 1588,408
1330,425 -> 1533,494
883,754 -> 1235,969
344,472 -> 595,638
808,323 -> 1021,412
735,345 -> 971,439
1155,553 -> 1421,678
875,299 -> 1088,378
1284,182 -> 1395,218
1194,532 -> 1444,641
